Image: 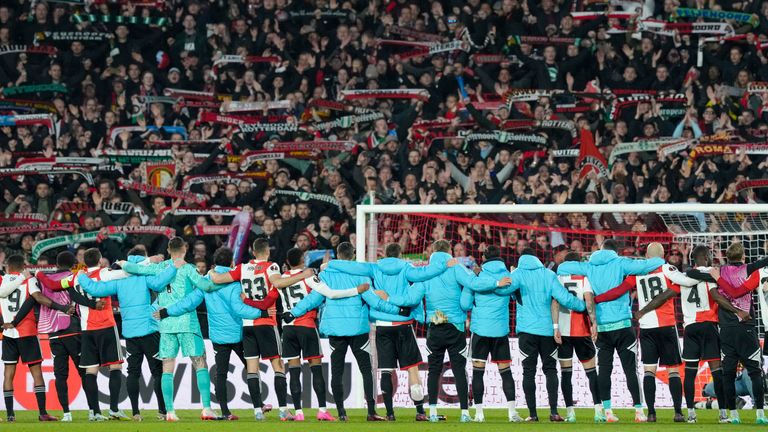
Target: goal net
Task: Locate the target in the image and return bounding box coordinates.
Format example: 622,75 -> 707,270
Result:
356,203 -> 768,408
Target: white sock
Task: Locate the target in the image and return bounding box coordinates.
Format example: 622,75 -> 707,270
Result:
461,409 -> 469,417
688,407 -> 695,416
635,406 -> 644,414
605,408 -> 613,415
731,410 -> 740,418
720,408 -> 727,417
475,404 -> 484,417
757,409 -> 764,418
279,406 -> 287,412
429,405 -> 437,417
319,407 -> 327,413
567,406 -> 575,415
594,404 -> 603,414
296,409 -> 304,416
254,408 -> 262,415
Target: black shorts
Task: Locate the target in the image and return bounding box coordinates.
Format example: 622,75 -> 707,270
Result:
640,326 -> 682,367
80,326 -> 123,368
2,336 -> 42,365
426,324 -> 468,361
243,325 -> 281,360
596,327 -> 637,356
720,325 -> 761,364
376,323 -> 422,370
470,333 -> 511,363
682,322 -> 721,362
518,332 -> 558,363
558,336 -> 596,362
282,326 -> 322,361
329,334 -> 370,355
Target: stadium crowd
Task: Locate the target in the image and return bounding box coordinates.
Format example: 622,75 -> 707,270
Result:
0,0 -> 767,267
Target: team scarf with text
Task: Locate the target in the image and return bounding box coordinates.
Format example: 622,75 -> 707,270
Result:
264,140 -> 356,152
0,167 -> 94,185
211,55 -> 280,75
100,149 -> 174,163
0,114 -> 55,135
609,20 -> 735,37
507,35 -> 578,46
736,179 -> 768,192
147,139 -> 223,147
221,100 -> 291,113
239,150 -> 314,169
460,130 -> 547,146
309,111 -> 385,131
34,32 -> 111,42
340,89 -> 430,101
0,223 -> 77,235
163,88 -> 216,101
273,190 -> 342,211
52,201 -> 95,214
0,45 -> 57,56
2,83 -> 67,96
193,225 -> 231,236
609,93 -> 688,120
688,142 -> 768,164
181,172 -> 270,191
397,40 -> 469,60
72,14 -> 169,26
307,99 -> 375,114
102,201 -> 135,215
239,122 -> 298,133
608,138 -> 686,167
97,225 -> 175,242
31,231 -> 127,263
674,7 -> 758,26
177,100 -> 222,109
0,213 -> 47,223
118,179 -> 207,204
199,111 -> 290,126
286,10 -> 353,19
388,26 -> 446,42
0,99 -> 57,113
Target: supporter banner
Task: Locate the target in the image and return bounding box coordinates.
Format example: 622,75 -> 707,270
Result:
34,32 -> 111,42
674,7 -> 758,25
163,88 -> 215,101
0,99 -> 57,113
688,143 -> 768,163
31,231 -> 126,262
118,179 -> 207,205
15,338 -> 681,411
264,141 -> 356,152
310,112 -> 385,131
102,202 -> 134,215
100,149 -> 173,163
340,89 -> 430,101
145,162 -> 175,188
97,226 -> 175,241
221,100 -> 291,113
193,225 -> 231,236
577,128 -> 609,178
72,14 -> 169,26
608,138 -> 685,166
0,213 -> 47,224
0,45 -> 58,56
227,211 -> 252,265
273,190 -> 342,211
0,167 -> 94,185
0,223 -> 76,235
0,114 -> 54,135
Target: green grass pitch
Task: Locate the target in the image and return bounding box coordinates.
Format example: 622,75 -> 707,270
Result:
2,408 -> 767,430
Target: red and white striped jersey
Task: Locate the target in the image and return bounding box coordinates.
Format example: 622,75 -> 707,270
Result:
679,266 -> 719,327
556,275 -> 593,337
278,269 -> 321,328
631,264 -> 695,329
69,267 -> 127,331
0,275 -> 40,338
230,260 -> 281,327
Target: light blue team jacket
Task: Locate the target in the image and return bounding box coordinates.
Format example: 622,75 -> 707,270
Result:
164,265 -> 264,344
460,259 -> 514,338
326,256 -> 446,323
290,263 -> 403,337
77,256 -> 177,339
557,250 -> 664,326
496,255 -> 585,337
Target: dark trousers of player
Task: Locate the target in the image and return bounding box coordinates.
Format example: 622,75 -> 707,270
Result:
426,324 -> 468,409
213,342 -> 262,416
125,332 -> 165,416
518,332 -> 558,418
50,335 -> 85,413
720,325 -> 764,410
596,328 -> 641,406
329,334 -> 376,417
